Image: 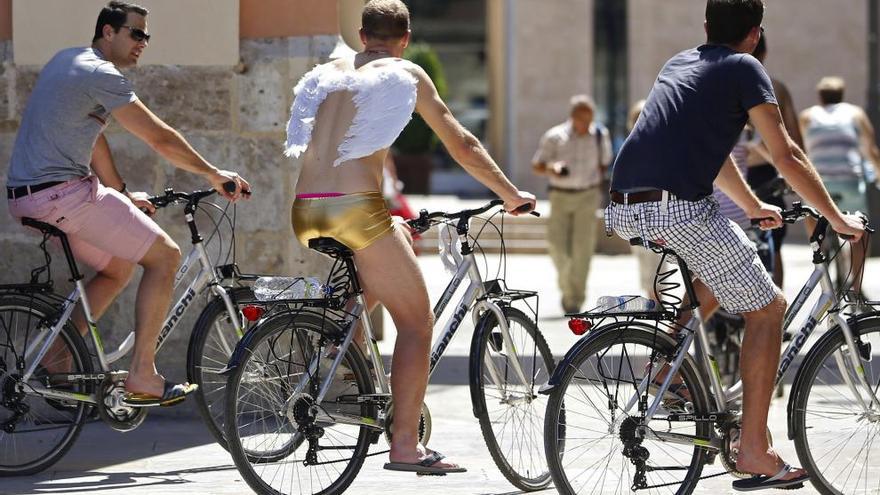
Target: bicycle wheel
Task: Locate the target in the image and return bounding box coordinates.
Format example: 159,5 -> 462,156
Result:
791,316 -> 880,495
0,292 -> 92,476
470,306 -> 554,491
225,312 -> 376,495
187,286 -> 259,451
544,325 -> 711,495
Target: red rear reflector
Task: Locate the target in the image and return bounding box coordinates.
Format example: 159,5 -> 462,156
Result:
242,305 -> 265,322
568,318 -> 591,335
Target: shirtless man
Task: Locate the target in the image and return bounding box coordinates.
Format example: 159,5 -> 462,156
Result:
284,0 -> 536,474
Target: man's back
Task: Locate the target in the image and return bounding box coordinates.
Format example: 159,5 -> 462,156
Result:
802,103 -> 863,179
288,57 -> 419,194
611,45 -> 776,200
7,47 -> 136,187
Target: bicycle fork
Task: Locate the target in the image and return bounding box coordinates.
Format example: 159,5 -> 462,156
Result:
830,314 -> 880,414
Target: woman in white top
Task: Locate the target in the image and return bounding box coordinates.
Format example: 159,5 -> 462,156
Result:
799,76 -> 880,214
800,77 -> 880,293
285,0 -> 536,473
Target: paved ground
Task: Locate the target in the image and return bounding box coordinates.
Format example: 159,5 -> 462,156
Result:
6,241 -> 880,494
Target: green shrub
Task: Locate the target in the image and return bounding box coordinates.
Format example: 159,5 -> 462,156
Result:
394,42 -> 447,154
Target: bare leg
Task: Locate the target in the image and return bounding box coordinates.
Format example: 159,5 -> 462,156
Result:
850,238 -> 868,295
676,278 -> 720,327
736,294 -> 806,480
42,257 -> 135,373
772,250 -> 784,288
71,257 -> 137,334
353,225 -> 459,469
124,234 -> 182,398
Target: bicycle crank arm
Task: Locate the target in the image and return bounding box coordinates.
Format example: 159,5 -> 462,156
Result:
29,384 -> 96,404
643,429 -> 721,452
313,410 -> 385,431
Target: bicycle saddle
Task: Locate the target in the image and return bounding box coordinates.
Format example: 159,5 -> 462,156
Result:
308,237 -> 353,258
21,217 -> 64,237
629,237 -> 666,251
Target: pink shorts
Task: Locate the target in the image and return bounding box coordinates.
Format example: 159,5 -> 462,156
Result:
8,176 -> 163,271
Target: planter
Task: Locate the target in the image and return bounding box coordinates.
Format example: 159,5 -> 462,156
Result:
393,152 -> 433,194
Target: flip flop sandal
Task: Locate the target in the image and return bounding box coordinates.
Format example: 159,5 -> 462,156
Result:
383,451 -> 467,475
732,463 -> 810,491
122,381 -> 198,408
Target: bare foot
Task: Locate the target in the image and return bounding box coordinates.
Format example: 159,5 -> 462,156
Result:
389,444 -> 462,471
125,372 -> 172,398
736,448 -> 807,480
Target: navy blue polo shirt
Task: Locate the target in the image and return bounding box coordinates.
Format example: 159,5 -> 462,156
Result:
611,44 -> 777,201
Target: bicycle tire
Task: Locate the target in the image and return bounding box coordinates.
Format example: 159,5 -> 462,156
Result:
224,311 -> 375,495
544,326 -> 711,495
0,292 -> 93,476
186,286 -> 258,452
470,306 -> 554,491
791,316 -> 880,495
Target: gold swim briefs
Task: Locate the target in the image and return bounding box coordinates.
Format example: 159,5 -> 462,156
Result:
291,191 -> 394,251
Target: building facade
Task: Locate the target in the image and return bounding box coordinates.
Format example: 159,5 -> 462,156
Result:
0,0 -> 875,387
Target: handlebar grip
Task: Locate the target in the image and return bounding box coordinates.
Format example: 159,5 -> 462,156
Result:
513,203 -> 533,214
750,217 -> 771,226
222,181 -> 251,196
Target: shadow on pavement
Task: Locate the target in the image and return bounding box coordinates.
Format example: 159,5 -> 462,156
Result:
13,464 -> 237,494
4,415 -> 229,493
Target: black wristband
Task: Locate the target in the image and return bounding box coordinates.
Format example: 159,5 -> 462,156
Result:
119,182 -> 127,194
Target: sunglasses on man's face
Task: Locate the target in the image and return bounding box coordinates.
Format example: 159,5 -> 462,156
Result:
121,25 -> 151,43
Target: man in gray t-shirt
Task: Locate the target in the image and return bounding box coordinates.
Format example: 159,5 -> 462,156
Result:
6,1 -> 250,407
7,47 -> 137,186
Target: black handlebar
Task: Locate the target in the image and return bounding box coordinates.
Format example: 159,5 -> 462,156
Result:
750,202 -> 874,238
148,181 -> 250,209
222,181 -> 252,197
406,199 -> 539,234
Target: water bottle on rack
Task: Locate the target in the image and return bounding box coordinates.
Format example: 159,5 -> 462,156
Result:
253,276 -> 327,301
595,295 -> 656,313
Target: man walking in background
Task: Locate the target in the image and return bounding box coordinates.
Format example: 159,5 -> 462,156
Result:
532,95 -> 612,313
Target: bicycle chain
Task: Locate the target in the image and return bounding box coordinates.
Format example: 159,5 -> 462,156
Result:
639,468 -> 731,490
303,448 -> 390,467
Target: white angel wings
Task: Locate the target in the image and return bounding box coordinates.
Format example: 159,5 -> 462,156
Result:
284,63 -> 418,167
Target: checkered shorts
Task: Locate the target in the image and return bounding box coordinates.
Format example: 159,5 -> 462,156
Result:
605,196 -> 778,313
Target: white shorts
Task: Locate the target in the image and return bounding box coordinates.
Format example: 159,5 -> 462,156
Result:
606,196 -> 778,314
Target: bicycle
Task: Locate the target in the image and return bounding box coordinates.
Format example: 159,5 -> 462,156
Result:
222,200 -> 555,495
543,202 -> 878,494
0,182 -> 263,475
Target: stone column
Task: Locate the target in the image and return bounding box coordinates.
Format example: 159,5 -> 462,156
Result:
487,0 -> 595,198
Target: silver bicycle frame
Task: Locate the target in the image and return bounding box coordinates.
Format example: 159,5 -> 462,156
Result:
22,214 -> 243,386
306,222 -> 534,410
630,251 -> 879,449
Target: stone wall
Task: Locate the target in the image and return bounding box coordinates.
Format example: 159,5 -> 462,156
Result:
0,36 -> 341,413
628,0 -> 871,112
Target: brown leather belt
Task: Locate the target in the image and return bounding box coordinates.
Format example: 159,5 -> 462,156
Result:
7,181 -> 64,200
610,190 -> 665,205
